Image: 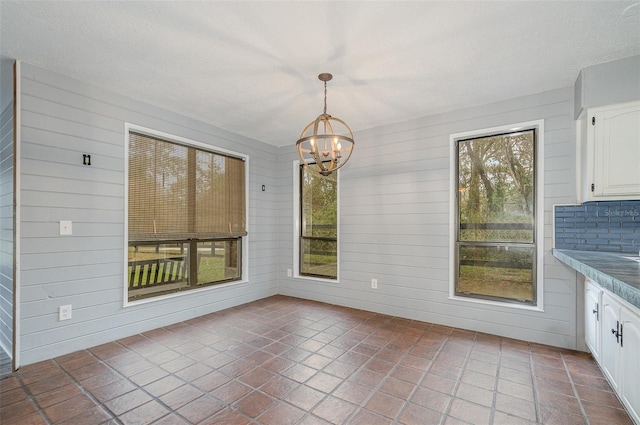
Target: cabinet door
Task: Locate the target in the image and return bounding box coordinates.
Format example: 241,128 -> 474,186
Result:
620,306 -> 640,424
600,293 -> 621,391
592,101 -> 640,198
584,280 -> 601,361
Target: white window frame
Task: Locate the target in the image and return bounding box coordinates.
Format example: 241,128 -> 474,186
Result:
292,160 -> 340,283
123,123 -> 249,307
448,120 -> 545,311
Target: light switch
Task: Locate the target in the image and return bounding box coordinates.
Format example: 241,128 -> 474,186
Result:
60,221 -> 72,235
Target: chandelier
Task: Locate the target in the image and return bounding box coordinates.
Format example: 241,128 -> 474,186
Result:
296,73 -> 355,176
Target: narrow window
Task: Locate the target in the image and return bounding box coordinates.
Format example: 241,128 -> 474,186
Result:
455,128 -> 538,305
127,130 -> 246,301
299,163 -> 338,279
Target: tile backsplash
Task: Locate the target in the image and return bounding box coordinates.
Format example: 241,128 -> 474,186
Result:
554,201 -> 640,253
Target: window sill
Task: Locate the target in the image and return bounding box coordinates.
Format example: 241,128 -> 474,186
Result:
448,295 -> 544,312
123,278 -> 249,307
293,275 -> 339,284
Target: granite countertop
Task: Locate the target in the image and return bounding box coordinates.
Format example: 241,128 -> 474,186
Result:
553,249 -> 640,310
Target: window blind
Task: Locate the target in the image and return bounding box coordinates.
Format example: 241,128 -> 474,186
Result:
128,132 -> 247,241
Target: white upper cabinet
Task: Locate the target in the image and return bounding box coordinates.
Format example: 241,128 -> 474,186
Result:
578,100 -> 640,202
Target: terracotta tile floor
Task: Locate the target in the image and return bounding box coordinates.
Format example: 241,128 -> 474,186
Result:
0,295 -> 634,424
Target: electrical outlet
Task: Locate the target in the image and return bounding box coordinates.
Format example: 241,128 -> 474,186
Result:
287,269 -> 292,277
59,305 -> 72,321
371,278 -> 378,289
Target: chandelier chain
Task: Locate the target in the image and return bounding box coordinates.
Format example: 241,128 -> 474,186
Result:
323,81 -> 328,115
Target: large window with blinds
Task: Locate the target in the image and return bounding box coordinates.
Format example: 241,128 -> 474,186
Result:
127,129 -> 247,301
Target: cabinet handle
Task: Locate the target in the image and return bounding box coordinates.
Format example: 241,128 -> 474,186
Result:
620,324 -> 623,347
611,321 -> 622,344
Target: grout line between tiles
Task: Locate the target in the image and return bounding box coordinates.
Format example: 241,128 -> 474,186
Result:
488,337 -> 504,425
561,353 -> 591,425
529,346 -> 542,424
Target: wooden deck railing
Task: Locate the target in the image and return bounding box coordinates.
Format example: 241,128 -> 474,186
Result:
128,256 -> 188,289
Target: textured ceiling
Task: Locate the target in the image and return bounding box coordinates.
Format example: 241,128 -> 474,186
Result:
1,1 -> 640,147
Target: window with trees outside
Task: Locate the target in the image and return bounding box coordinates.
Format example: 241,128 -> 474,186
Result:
127,130 -> 246,302
299,163 -> 338,279
454,126 -> 539,305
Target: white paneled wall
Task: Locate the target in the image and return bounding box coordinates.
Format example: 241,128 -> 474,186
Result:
11,61 -> 595,366
0,100 -> 14,358
17,63 -> 279,365
278,87 -> 580,349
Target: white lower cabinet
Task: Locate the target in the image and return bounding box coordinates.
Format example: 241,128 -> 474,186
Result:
585,279 -> 601,362
585,278 -> 640,424
620,303 -> 640,423
600,292 -> 622,392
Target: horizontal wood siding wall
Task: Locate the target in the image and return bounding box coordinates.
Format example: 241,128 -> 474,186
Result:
278,87 -> 580,349
0,100 -> 14,357
18,63 -> 278,365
